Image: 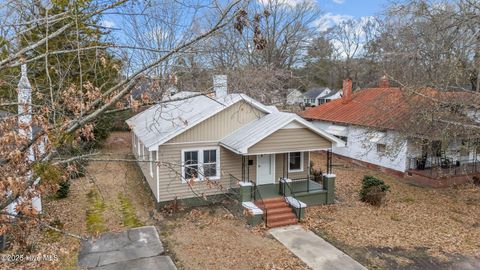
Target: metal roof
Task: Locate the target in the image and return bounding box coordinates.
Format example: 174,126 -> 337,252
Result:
126,93 -> 274,150
219,112 -> 345,154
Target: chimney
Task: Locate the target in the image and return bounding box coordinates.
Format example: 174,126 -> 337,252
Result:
213,75 -> 227,98
379,75 -> 389,88
341,78 -> 352,104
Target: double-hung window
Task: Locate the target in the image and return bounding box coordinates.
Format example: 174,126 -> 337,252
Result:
288,152 -> 304,172
183,150 -> 199,180
182,148 -> 220,181
203,150 -> 217,178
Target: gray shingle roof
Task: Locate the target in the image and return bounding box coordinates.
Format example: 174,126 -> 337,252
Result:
303,87 -> 329,99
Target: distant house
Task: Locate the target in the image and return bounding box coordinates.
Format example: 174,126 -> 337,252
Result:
301,76 -> 480,187
126,75 -> 344,227
286,89 -> 303,105
303,87 -> 341,106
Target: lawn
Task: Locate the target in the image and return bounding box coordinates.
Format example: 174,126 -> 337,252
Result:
307,151 -> 480,269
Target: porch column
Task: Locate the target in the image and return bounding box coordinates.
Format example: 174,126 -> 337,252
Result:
323,174 -> 336,204
239,181 -> 253,202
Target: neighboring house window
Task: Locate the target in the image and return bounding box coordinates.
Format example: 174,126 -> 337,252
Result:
311,99 -> 315,104
182,147 -> 220,181
336,136 -> 348,146
288,152 -> 303,172
431,140 -> 442,157
377,143 -> 387,154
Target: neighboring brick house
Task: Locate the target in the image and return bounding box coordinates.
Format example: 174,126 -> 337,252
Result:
301,76 -> 480,187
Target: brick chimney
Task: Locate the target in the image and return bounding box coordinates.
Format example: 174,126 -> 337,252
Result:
379,75 -> 389,88
341,78 -> 352,104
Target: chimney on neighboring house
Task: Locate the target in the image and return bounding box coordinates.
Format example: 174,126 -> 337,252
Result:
341,78 -> 353,104
379,75 -> 390,88
213,75 -> 227,98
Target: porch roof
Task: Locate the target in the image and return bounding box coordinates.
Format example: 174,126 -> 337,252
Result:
219,112 -> 345,155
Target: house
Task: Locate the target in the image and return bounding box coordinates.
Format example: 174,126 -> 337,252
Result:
126,75 -> 345,227
286,89 -> 303,105
301,76 -> 480,187
303,87 -> 342,106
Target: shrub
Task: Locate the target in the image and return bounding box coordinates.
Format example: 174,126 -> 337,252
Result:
359,175 -> 390,206
56,180 -> 71,199
473,176 -> 480,187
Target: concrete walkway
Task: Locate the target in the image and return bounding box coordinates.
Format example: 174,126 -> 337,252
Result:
78,226 -> 176,270
269,225 -> 367,270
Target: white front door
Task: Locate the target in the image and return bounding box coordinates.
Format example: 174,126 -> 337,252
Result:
256,154 -> 275,185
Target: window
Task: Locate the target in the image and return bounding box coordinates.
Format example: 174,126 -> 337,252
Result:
182,148 -> 220,182
184,150 -> 199,180
149,151 -> 153,177
203,150 -> 217,177
137,138 -> 141,156
288,152 -> 303,172
335,135 -> 348,146
377,143 -> 386,154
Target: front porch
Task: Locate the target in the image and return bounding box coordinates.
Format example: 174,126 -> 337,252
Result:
406,139 -> 480,185
228,150 -> 336,227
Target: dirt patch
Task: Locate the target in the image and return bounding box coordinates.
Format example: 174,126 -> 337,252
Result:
1,132 -> 156,270
306,151 -> 480,269
162,206 -> 309,270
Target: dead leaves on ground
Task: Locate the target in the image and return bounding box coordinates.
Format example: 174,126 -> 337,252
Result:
308,152 -> 480,257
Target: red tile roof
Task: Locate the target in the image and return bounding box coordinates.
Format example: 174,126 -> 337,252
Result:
300,87 -> 472,131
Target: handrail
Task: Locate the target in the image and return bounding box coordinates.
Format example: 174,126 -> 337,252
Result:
229,173 -> 241,189
287,176 -> 323,194
407,157 -> 480,178
282,180 -> 302,221
250,181 -> 268,226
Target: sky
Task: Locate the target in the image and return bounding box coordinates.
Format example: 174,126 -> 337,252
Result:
318,0 -> 390,17
315,0 -> 390,31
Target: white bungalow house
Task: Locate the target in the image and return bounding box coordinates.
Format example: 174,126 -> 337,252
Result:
126,76 -> 344,227
301,76 -> 480,188
286,89 -> 303,105
303,87 -> 342,106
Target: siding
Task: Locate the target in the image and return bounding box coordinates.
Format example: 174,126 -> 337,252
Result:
246,152 -> 309,184
157,142 -> 242,202
166,101 -> 266,143
134,139 -> 159,201
248,128 -> 331,154
274,152 -> 309,180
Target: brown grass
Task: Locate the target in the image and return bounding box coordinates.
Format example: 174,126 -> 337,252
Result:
305,152 -> 480,257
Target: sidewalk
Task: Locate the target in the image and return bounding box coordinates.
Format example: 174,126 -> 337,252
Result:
269,225 -> 367,270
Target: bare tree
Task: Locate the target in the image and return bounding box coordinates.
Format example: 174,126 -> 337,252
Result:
0,0 -> 243,247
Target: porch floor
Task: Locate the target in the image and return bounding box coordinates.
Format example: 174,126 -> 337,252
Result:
408,162 -> 480,179
256,184 -> 281,199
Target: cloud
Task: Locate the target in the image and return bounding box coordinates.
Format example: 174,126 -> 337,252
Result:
258,0 -> 315,8
101,20 -> 115,28
332,0 -> 345,4
313,13 -> 353,32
